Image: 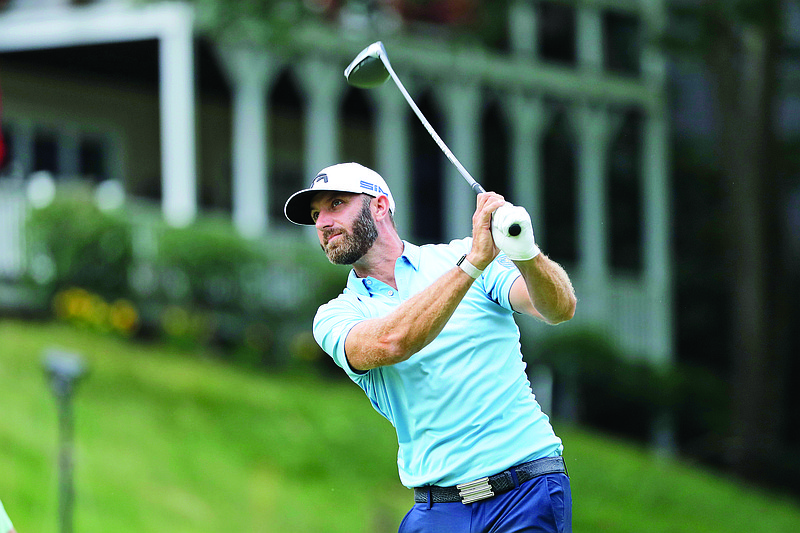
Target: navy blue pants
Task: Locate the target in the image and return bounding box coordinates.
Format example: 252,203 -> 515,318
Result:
399,473 -> 572,533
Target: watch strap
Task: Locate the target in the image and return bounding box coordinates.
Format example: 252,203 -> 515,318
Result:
456,254 -> 483,279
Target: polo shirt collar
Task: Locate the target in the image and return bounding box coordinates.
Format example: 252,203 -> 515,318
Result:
345,240 -> 421,296
400,240 -> 421,271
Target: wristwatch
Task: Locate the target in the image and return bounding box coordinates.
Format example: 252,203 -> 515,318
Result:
456,254 -> 483,279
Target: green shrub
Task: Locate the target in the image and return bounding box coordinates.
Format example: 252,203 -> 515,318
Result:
530,329 -> 729,446
26,194 -> 132,299
24,194 -> 346,369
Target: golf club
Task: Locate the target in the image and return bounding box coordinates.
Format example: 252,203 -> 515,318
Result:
344,41 -> 522,237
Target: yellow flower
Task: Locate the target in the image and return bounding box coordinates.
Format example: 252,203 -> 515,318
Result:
66,288 -> 93,320
110,299 -> 139,335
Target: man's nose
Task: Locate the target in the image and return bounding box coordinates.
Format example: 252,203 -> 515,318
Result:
315,210 -> 332,230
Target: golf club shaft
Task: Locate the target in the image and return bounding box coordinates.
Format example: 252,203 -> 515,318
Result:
356,43 -> 521,237
381,59 -> 485,196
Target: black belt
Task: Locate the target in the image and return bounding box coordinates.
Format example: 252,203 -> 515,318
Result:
414,456 -> 567,505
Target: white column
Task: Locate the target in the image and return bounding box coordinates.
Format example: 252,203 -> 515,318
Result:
507,93 -> 550,245
644,110 -> 675,459
374,87 -> 412,236
215,44 -> 276,239
509,0 -> 537,58
159,12 -> 196,227
298,57 -> 346,180
577,5 -> 604,74
441,81 -> 481,241
0,190 -> 26,278
642,0 -> 672,367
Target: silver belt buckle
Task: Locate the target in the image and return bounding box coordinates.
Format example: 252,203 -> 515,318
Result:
456,477 -> 494,504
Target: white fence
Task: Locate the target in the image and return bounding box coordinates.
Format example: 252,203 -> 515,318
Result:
1,181 -> 671,369
0,186 -> 27,279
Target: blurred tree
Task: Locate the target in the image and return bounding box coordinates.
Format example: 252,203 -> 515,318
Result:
177,0 -> 511,48
669,0 -> 795,485
186,0 -> 314,44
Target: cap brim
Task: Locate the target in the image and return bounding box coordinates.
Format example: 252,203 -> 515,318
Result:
284,185 -> 392,226
283,189 -> 319,226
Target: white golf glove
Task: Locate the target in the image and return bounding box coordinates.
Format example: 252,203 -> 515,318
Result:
491,203 -> 541,261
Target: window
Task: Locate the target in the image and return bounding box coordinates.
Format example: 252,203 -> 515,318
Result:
604,11 -> 641,76
340,87 -> 375,169
269,69 -> 305,228
538,1 -> 577,65
608,109 -> 643,273
542,110 -> 577,264
79,137 -> 107,182
481,97 -> 510,197
410,90 -> 444,244
33,130 -> 58,174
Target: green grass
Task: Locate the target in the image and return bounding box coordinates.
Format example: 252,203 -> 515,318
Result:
1,320 -> 799,532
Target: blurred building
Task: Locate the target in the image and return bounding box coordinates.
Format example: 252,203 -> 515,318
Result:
0,1 -> 671,369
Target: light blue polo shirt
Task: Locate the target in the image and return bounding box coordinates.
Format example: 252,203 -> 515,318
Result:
0,499 -> 13,533
313,238 -> 563,488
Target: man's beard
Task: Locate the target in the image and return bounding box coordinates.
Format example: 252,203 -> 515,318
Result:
321,198 -> 379,265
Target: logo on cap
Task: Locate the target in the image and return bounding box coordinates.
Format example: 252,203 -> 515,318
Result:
313,173 -> 328,185
360,180 -> 389,197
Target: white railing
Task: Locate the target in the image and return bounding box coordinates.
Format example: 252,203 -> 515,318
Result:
2,181 -> 670,368
608,278 -> 658,360
0,184 -> 27,279
520,268 -> 672,369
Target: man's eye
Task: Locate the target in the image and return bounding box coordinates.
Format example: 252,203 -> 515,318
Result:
311,212 -> 319,222
331,199 -> 343,207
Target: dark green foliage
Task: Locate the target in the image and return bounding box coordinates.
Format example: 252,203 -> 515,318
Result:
530,329 -> 729,449
25,195 -> 346,368
26,196 -> 132,299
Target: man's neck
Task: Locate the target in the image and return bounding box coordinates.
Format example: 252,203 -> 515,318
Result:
352,232 -> 405,290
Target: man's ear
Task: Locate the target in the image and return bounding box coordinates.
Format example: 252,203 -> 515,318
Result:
372,195 -> 392,221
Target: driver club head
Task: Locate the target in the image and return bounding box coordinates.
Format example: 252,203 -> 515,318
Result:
344,41 -> 390,89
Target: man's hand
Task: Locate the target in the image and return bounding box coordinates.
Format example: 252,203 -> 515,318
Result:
491,203 -> 540,261
467,193 -> 505,270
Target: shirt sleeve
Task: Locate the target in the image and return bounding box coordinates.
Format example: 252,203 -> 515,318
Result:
0,500 -> 13,533
313,294 -> 370,381
480,253 -> 522,312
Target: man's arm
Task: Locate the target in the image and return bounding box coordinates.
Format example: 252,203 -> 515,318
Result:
489,196 -> 576,324
344,266 -> 477,371
344,194 -> 504,371
509,254 -> 576,324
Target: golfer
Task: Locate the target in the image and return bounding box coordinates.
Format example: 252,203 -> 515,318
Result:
285,162 -> 577,532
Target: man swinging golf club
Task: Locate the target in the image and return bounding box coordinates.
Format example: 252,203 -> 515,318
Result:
285,162 -> 577,532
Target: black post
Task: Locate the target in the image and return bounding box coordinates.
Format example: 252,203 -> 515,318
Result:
44,350 -> 86,533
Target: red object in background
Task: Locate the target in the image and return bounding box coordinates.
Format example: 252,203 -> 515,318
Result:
308,0 -> 476,26
395,0 -> 476,26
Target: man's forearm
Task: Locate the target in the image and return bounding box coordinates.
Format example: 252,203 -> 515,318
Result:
345,267 -> 476,370
514,254 -> 576,324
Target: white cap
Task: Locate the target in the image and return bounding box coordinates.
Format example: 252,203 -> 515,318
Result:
284,162 -> 395,226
